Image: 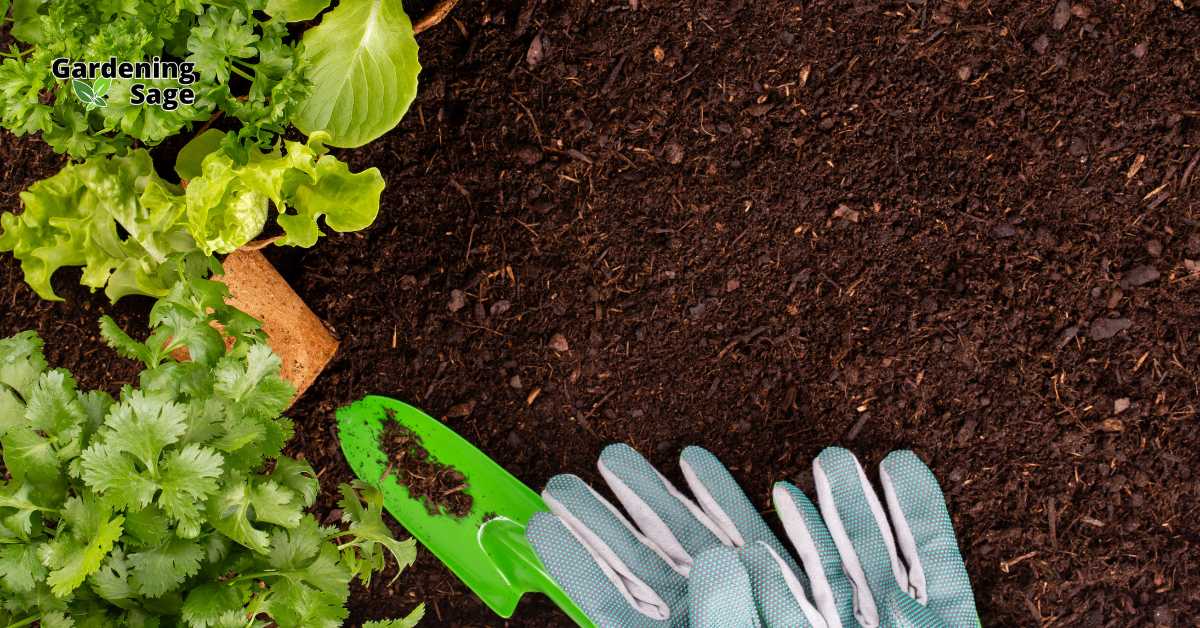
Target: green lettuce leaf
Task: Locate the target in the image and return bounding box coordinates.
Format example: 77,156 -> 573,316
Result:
293,0 -> 420,147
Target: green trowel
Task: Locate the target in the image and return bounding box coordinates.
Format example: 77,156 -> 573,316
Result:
336,395 -> 592,626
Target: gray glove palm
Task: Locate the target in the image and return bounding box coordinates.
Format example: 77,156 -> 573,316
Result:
526,444 -> 979,627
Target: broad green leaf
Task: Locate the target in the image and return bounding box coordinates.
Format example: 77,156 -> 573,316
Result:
248,480 -> 302,528
44,514 -> 124,596
212,345 -> 292,419
182,583 -> 244,627
128,537 -> 205,597
206,476 -> 272,554
25,369 -> 85,438
10,0 -> 47,43
104,392 -> 188,471
0,330 -> 46,399
294,0 -> 421,147
269,457 -> 318,508
0,482 -> 47,539
3,426 -> 60,487
175,129 -> 227,181
80,441 -> 159,508
0,542 -> 46,592
90,547 -> 134,602
158,444 -> 224,537
265,0 -> 331,21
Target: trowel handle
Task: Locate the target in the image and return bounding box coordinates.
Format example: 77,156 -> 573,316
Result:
479,518 -> 595,627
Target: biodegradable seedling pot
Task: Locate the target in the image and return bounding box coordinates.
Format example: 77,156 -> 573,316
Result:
217,248 -> 338,401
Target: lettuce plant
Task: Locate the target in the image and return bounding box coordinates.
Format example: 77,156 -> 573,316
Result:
0,0 -> 420,301
0,274 -> 424,627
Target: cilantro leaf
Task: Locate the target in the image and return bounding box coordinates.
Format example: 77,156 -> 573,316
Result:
186,7 -> 257,84
128,536 -> 205,597
39,497 -> 124,597
182,583 -> 244,628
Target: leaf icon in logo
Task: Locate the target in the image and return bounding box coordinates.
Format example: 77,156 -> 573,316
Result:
71,78 -> 108,110
72,79 -> 94,102
93,78 -> 111,99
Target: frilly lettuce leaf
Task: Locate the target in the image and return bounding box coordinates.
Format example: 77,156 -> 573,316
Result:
0,150 -> 195,301
180,131 -> 383,254
1,133 -> 383,301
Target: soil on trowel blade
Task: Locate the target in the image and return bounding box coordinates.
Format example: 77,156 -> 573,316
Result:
380,412 -> 474,519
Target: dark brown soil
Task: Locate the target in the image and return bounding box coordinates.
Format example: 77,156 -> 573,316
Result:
380,412 -> 475,518
4,0 -> 1200,626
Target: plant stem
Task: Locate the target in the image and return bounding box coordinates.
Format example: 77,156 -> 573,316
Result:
230,65 -> 254,82
6,616 -> 39,628
413,0 -> 460,34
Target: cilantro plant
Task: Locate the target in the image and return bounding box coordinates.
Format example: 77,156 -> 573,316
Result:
0,275 -> 425,627
0,0 -> 420,302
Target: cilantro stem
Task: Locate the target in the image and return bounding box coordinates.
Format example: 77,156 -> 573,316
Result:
6,616 -> 39,628
230,65 -> 254,82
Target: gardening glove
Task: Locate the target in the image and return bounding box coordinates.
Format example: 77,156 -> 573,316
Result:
525,444 -> 979,628
772,447 -> 980,627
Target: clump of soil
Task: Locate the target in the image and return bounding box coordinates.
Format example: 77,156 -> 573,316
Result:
379,412 -> 473,518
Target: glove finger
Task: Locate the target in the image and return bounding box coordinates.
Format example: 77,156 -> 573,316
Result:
813,447 -> 909,625
773,482 -> 857,628
679,447 -> 803,579
527,512 -> 668,627
542,474 -> 686,616
738,541 -> 826,628
598,443 -> 727,572
686,545 -> 761,628
879,450 -> 979,625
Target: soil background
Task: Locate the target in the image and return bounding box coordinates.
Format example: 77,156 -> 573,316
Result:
3,0 -> 1200,626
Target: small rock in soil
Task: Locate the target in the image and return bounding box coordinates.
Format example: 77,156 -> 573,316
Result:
664,142 -> 684,165
1033,34 -> 1050,54
1133,41 -> 1148,58
1089,317 -> 1133,340
833,204 -> 860,223
509,374 -> 523,389
1119,265 -> 1160,288
1114,398 -> 1131,414
1100,418 -> 1124,433
549,333 -> 570,352
1145,239 -> 1163,257
725,278 -> 740,292
515,144 -> 543,165
490,299 -> 512,316
1105,287 -> 1122,309
1052,0 -> 1072,29
992,223 -> 1016,238
526,32 -> 545,66
1070,4 -> 1091,18
448,289 -> 467,312
445,399 -> 477,418
957,65 -> 972,81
